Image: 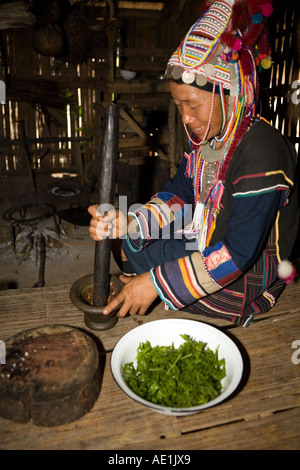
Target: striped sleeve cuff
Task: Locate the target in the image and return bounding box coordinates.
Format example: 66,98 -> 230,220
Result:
150,242 -> 242,309
126,192 -> 188,252
150,252 -> 221,310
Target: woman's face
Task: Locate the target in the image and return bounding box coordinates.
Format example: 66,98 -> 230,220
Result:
169,81 -> 226,142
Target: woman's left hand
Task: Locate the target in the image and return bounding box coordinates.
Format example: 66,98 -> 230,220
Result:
103,272 -> 159,317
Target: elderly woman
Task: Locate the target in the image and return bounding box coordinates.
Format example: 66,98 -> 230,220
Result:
89,0 -> 298,326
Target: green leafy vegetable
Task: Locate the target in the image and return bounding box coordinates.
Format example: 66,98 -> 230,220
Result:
123,334 -> 226,407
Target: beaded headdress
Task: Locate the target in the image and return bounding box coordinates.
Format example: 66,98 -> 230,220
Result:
165,0 -> 273,105
166,0 -> 274,252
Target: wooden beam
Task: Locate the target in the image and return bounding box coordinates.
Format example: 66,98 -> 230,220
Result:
0,136 -> 93,148
118,1 -> 164,10
70,0 -> 164,9
0,1 -> 33,30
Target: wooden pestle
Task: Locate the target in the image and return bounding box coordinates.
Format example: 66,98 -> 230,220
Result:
93,105 -> 120,308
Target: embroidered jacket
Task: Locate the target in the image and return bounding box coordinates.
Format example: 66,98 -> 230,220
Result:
126,119 -> 299,325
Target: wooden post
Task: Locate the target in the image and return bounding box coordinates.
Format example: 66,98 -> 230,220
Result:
18,121 -> 36,191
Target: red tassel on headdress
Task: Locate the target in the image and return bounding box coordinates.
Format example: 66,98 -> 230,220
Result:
239,49 -> 253,75
221,0 -> 273,49
256,23 -> 270,56
221,32 -> 243,51
243,23 -> 264,47
231,0 -> 252,31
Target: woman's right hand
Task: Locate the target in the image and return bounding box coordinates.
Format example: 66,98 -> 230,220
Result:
88,205 -> 136,241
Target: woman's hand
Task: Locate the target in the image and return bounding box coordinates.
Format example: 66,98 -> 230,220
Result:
88,205 -> 130,241
103,272 -> 159,317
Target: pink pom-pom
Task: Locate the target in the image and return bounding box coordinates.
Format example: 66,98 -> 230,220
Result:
233,38 -> 243,51
261,3 -> 273,17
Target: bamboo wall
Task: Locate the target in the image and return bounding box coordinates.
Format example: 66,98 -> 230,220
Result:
0,0 -> 298,185
0,25 -> 110,177
0,1 -> 200,182
260,0 -> 300,152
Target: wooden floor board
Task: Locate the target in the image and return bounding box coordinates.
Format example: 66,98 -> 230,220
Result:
0,281 -> 299,450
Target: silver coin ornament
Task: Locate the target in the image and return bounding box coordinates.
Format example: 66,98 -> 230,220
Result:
182,70 -> 195,84
196,74 -> 208,87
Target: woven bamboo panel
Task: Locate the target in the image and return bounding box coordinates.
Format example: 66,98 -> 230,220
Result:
261,0 -> 300,150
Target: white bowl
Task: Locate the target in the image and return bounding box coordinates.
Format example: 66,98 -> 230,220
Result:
111,319 -> 243,416
120,69 -> 137,80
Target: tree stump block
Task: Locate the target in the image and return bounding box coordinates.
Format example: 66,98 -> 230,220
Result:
0,325 -> 101,427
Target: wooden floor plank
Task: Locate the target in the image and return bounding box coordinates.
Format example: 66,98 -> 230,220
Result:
0,281 -> 299,450
149,407 -> 300,450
